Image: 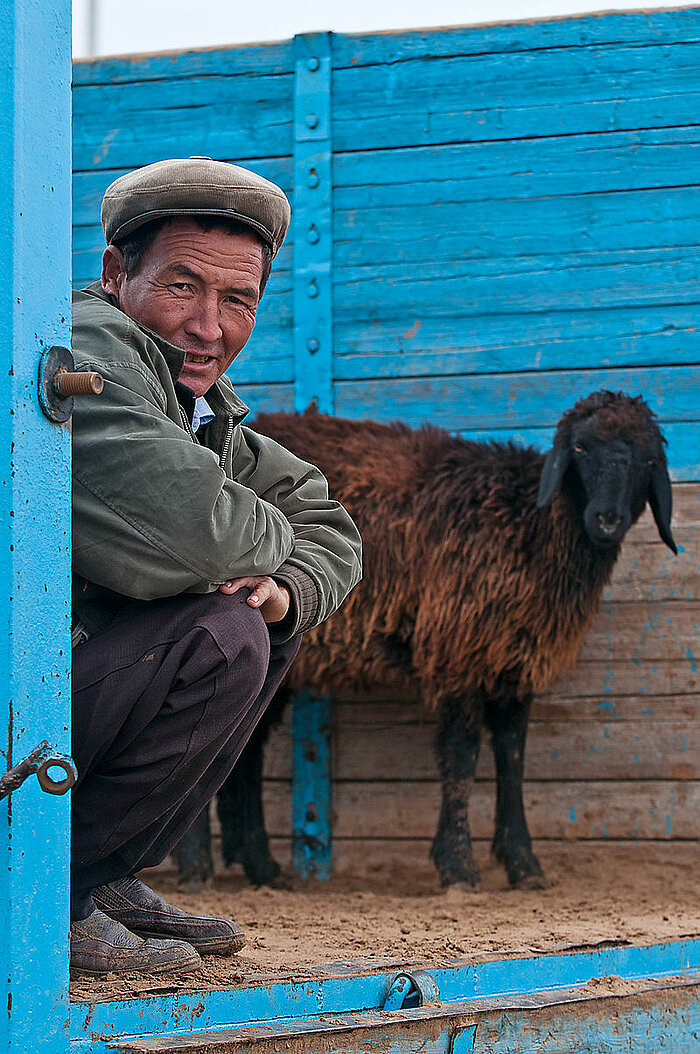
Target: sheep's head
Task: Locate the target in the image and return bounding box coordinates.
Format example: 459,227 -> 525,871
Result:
536,390 -> 677,554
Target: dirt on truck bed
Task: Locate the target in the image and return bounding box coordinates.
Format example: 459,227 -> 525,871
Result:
70,843 -> 700,1003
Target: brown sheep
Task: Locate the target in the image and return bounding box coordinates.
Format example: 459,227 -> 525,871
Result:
176,390 -> 676,890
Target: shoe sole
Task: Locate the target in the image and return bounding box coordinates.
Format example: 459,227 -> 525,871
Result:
69,952 -> 202,979
130,929 -> 246,955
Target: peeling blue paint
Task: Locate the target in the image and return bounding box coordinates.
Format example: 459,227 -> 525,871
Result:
569,805 -> 577,823
686,646 -> 697,674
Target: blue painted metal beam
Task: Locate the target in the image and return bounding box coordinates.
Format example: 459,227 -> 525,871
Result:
293,32 -> 333,414
70,939 -> 700,1052
292,692 -> 332,879
0,0 -> 72,1050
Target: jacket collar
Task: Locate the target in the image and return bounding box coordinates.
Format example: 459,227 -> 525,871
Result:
82,281 -> 249,424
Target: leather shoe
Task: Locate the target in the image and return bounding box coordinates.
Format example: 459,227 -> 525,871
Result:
93,875 -> 246,955
70,908 -> 201,977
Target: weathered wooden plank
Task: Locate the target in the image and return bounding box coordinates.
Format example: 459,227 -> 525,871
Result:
332,366 -> 699,431
264,714 -> 698,782
331,11 -> 700,68
263,780 -> 700,839
544,658 -> 697,700
230,383 -> 294,416
334,187 -> 700,267
334,127 -> 700,207
332,42 -> 700,151
333,306 -> 700,380
311,837 -> 699,877
72,74 -> 294,170
72,41 -> 294,85
325,694 -> 700,725
333,251 -> 700,319
604,540 -> 699,603
577,600 -> 697,661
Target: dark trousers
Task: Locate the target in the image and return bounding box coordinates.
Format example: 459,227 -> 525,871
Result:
70,589 -> 300,921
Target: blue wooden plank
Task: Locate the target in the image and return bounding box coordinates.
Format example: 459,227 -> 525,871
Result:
231,383 -> 294,417
333,187 -> 700,266
72,39 -> 293,85
0,0 -> 72,1050
333,307 -> 700,378
334,127 -> 700,206
293,33 -> 334,414
332,40 -> 700,151
332,250 -> 700,317
292,692 -> 332,880
72,74 -> 294,170
331,10 -> 700,68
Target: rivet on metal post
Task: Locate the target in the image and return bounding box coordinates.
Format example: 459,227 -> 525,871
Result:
305,113 -> 319,129
307,279 -> 319,298
307,338 -> 320,354
307,56 -> 320,71
307,169 -> 320,189
307,224 -> 320,244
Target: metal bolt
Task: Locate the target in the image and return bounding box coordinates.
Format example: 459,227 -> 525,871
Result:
307,57 -> 320,71
307,170 -> 320,189
307,224 -> 320,244
306,280 -> 319,299
307,338 -> 320,354
53,368 -> 104,397
305,113 -> 319,129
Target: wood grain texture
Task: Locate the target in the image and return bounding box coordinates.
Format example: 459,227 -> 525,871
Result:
263,779 -> 699,840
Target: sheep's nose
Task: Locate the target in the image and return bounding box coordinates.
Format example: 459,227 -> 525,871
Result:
596,512 -> 622,534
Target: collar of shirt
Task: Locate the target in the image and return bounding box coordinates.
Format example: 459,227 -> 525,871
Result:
192,395 -> 216,433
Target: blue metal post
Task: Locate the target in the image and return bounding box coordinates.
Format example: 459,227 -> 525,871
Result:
0,0 -> 73,1050
293,32 -> 334,414
292,693 -> 332,879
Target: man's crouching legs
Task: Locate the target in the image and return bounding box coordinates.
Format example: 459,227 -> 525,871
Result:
70,589 -> 300,976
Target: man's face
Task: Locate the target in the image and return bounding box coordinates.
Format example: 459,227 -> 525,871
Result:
102,219 -> 264,398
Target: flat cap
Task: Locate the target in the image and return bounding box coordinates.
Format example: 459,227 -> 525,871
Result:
101,157 -> 291,257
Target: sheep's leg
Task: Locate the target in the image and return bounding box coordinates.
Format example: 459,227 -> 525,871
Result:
173,805 -> 214,893
430,693 -> 483,890
487,696 -> 546,889
217,717 -> 283,887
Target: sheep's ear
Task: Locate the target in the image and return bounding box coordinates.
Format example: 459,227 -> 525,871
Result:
537,445 -> 570,508
648,462 -> 677,554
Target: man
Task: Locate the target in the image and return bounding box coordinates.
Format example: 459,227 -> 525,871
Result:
69,158 -> 362,977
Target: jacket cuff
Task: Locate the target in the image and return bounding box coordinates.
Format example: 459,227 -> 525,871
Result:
270,564 -> 320,643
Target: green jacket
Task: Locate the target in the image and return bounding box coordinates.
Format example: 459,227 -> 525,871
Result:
71,283 -> 362,642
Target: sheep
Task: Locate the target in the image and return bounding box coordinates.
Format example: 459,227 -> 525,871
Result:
175,390 -> 676,891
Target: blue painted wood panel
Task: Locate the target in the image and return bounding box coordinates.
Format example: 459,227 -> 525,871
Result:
72,8 -> 700,484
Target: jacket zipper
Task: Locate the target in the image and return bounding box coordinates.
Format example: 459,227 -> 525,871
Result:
178,405 -> 199,443
219,415 -> 234,469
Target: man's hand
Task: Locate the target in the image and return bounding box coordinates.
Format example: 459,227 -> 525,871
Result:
218,576 -> 291,624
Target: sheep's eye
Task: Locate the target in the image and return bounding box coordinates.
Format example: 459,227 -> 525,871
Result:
647,459 -> 655,467
574,443 -> 586,454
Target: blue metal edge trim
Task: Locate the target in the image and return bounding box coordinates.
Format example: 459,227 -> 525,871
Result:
70,938 -> 700,1050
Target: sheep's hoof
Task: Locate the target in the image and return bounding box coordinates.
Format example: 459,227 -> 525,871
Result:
443,879 -> 482,898
511,871 -> 548,891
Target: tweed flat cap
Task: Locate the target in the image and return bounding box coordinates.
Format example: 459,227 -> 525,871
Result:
101,157 -> 291,257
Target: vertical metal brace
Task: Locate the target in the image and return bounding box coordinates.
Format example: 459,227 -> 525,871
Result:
293,32 -> 333,414
292,692 -> 332,880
